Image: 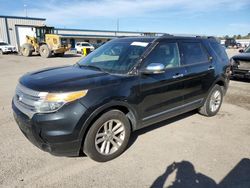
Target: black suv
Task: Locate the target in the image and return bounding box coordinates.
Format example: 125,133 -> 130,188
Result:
231,45 -> 250,79
12,35 -> 230,162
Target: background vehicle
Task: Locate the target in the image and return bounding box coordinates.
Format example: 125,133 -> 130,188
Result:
76,42 -> 95,53
92,42 -> 106,49
12,36 -> 230,162
231,45 -> 250,79
0,42 -> 17,55
225,38 -> 241,49
20,26 -> 70,58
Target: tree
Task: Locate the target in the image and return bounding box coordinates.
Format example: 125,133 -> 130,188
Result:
236,35 -> 242,39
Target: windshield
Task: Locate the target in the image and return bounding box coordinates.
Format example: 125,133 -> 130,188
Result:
82,43 -> 91,47
0,42 -> 8,45
78,40 -> 150,74
245,46 -> 250,53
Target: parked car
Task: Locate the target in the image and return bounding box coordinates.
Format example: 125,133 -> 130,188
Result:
75,42 -> 95,53
225,38 -> 241,49
92,42 -> 106,49
230,45 -> 250,79
12,35 -> 230,162
0,42 -> 17,55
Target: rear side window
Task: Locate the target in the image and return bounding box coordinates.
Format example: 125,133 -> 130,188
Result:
209,41 -> 229,62
180,42 -> 209,65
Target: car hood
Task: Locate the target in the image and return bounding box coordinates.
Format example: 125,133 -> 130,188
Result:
232,53 -> 250,61
19,65 -> 121,92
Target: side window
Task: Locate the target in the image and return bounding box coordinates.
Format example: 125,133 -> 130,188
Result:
143,42 -> 180,69
181,42 -> 209,65
209,41 -> 229,62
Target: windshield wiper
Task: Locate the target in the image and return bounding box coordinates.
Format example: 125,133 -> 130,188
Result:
78,64 -> 106,73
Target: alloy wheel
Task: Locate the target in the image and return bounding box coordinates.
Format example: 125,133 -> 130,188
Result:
95,119 -> 125,155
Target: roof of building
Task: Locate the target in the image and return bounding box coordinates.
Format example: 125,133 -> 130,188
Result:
56,28 -> 164,34
0,15 -> 46,21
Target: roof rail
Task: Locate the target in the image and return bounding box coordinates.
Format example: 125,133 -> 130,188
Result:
159,33 -> 217,40
161,33 -> 174,37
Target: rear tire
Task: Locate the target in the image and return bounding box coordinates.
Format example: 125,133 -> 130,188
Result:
21,43 -> 33,57
84,110 -> 131,162
199,84 -> 223,117
39,45 -> 52,58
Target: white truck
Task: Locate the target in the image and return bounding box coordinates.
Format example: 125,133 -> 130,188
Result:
0,41 -> 17,55
75,42 -> 95,53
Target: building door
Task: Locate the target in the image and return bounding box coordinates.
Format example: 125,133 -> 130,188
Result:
70,38 -> 75,48
16,26 -> 36,51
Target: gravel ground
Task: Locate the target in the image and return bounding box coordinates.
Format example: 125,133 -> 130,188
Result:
0,50 -> 249,188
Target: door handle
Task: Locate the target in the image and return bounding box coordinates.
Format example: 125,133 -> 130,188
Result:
208,66 -> 215,70
173,73 -> 184,79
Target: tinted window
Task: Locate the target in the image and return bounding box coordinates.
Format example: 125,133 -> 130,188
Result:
181,42 -> 209,65
143,42 -> 180,69
82,43 -> 91,47
209,41 -> 229,62
0,42 -> 8,45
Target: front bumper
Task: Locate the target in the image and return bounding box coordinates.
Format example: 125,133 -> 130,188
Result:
2,49 -> 17,54
231,69 -> 250,79
12,100 -> 88,156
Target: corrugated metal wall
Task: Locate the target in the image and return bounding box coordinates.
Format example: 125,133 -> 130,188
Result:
6,18 -> 44,48
0,18 -> 8,42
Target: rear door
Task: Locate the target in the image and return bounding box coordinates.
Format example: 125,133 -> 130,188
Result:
179,40 -> 214,105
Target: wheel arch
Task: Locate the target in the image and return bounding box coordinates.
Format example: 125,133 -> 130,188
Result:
78,101 -> 138,155
213,79 -> 227,95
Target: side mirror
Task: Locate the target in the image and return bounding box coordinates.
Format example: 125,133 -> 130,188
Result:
239,49 -> 244,53
141,63 -> 165,74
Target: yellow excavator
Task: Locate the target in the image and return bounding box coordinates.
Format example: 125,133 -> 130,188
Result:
20,26 -> 70,58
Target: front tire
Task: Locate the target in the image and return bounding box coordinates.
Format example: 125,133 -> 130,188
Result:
199,84 -> 223,117
39,44 -> 52,58
84,110 -> 131,162
21,43 -> 33,57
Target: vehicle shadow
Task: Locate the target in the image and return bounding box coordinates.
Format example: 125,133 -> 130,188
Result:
52,53 -> 82,58
150,158 -> 250,188
77,111 -> 197,158
127,110 -> 197,149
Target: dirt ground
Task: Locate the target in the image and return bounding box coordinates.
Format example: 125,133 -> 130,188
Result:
0,50 -> 249,188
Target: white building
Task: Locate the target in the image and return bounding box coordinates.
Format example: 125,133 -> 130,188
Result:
0,15 -> 162,50
0,15 -> 45,50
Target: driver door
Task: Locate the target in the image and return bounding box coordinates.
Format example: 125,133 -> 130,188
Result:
138,40 -> 187,127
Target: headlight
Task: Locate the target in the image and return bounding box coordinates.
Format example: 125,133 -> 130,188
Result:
35,90 -> 88,113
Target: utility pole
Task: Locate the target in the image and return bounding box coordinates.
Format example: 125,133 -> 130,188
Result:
117,18 -> 120,32
24,4 -> 27,17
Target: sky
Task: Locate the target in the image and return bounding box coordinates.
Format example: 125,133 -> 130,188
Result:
0,0 -> 250,37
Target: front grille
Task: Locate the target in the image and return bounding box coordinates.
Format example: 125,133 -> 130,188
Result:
238,61 -> 250,70
8,48 -> 12,50
14,84 -> 43,118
